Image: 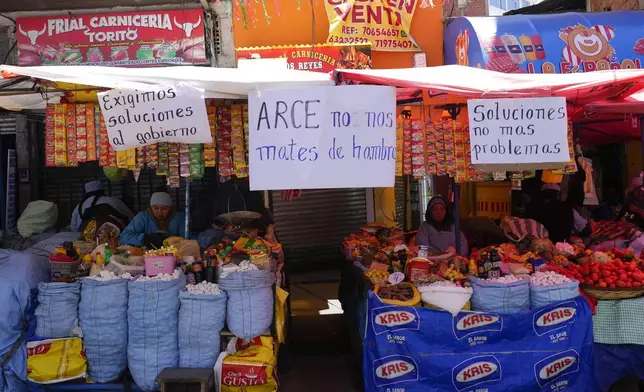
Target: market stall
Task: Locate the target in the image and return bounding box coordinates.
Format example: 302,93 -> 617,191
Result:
333,65 -> 644,391
0,64 -> 333,392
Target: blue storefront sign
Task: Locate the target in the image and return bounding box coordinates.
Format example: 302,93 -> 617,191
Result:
363,292 -> 596,391
444,11 -> 644,74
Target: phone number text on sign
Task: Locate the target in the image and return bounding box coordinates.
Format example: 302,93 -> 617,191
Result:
467,97 -> 570,171
324,0 -> 420,52
248,85 -> 397,190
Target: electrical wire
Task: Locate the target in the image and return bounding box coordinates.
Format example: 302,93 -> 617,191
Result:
0,13 -> 15,24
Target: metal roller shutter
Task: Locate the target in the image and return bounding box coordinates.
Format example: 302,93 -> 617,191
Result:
271,188 -> 367,270
43,164 -> 218,229
0,115 -> 16,135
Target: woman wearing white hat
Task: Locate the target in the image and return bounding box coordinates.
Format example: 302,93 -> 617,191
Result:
120,191 -> 185,246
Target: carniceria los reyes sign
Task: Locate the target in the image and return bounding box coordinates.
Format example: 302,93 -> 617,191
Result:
16,9 -> 206,66
467,97 -> 570,171
248,85 -> 397,190
97,83 -> 212,151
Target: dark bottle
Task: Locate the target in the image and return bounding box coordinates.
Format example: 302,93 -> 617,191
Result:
205,258 -> 215,283
192,261 -> 204,284
186,263 -> 196,285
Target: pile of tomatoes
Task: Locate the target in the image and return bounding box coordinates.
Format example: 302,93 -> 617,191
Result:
552,259 -> 644,289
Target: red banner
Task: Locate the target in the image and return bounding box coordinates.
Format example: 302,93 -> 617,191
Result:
16,9 -> 207,66
235,44 -> 372,73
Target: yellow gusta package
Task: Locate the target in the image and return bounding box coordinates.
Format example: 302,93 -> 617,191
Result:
215,337 -> 277,392
27,338 -> 87,384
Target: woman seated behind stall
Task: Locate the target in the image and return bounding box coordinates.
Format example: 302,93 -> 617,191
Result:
416,196 -> 468,256
120,192 -> 185,247
619,175 -> 644,229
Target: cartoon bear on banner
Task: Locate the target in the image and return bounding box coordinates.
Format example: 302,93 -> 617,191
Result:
559,24 -> 616,72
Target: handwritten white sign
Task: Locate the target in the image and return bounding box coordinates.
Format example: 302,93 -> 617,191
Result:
98,83 -> 212,151
467,97 -> 570,171
248,85 -> 397,190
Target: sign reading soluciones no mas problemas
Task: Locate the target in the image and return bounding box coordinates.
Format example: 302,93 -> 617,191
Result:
98,83 -> 212,151
467,97 -> 570,170
248,85 -> 397,190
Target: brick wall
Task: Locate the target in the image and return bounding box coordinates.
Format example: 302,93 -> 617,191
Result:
589,0 -> 639,11
444,0 -> 487,19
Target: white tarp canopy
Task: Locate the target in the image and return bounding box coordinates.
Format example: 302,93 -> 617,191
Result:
0,80 -> 62,111
0,65 -> 334,103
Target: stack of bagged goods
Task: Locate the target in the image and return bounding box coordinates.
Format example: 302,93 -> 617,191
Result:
214,337 -> 278,392
128,268 -> 185,391
529,270 -> 579,308
79,271 -> 129,383
219,261 -> 276,340
30,242 -> 87,385
23,230 -> 285,390
178,281 -> 227,369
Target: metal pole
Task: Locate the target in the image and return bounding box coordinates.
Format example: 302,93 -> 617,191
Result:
185,179 -> 191,240
640,117 -> 644,171
453,178 -> 461,255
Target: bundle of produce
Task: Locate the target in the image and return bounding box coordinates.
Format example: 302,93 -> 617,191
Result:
529,271 -> 579,309
469,275 -> 530,314
364,269 -> 390,285
79,275 -> 129,382
178,282 -> 227,368
128,269 -> 185,391
374,282 -> 420,306
590,220 -> 639,241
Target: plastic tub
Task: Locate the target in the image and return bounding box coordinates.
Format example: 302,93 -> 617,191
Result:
144,256 -> 176,276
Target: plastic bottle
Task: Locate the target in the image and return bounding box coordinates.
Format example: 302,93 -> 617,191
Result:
104,245 -> 112,266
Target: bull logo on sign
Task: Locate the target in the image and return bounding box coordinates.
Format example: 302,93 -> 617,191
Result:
174,16 -> 201,38
18,24 -> 46,45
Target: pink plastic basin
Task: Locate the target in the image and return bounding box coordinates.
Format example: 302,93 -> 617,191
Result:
144,256 -> 176,276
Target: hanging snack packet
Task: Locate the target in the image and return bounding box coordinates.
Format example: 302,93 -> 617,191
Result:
66,104 -> 78,167
75,104 -> 87,163
86,104 -> 97,162
189,144 -> 204,178
157,142 -> 169,176
204,105 -> 217,167
46,105 -> 55,167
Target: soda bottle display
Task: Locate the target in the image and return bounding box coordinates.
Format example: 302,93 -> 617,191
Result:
492,36 -> 509,58
501,34 -> 526,64
531,34 -> 546,60
520,35 -> 537,61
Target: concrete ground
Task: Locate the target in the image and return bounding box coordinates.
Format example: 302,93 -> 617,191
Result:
278,273 -> 361,392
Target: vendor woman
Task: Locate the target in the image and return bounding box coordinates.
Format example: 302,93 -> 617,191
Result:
416,196 -> 468,256
120,192 -> 186,247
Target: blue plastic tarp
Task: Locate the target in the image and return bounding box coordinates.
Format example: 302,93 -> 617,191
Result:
363,291 -> 597,391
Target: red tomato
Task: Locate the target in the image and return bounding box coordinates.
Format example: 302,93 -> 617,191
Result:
601,271 -> 611,278
617,281 -> 626,288
626,282 -> 633,288
609,284 -> 616,288
591,273 -> 600,282
599,282 -> 608,288
619,274 -> 628,281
